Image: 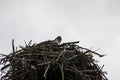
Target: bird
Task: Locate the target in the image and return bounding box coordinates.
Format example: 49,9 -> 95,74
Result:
53,36 -> 62,45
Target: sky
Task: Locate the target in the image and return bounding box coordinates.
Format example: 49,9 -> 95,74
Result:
0,0 -> 120,80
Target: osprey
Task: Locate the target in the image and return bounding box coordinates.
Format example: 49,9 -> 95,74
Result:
53,36 -> 62,45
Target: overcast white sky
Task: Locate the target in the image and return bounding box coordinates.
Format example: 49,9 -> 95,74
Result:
0,0 -> 120,80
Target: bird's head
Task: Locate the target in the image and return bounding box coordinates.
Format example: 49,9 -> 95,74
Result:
54,36 -> 62,45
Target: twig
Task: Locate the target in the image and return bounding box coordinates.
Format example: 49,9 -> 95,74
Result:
79,46 -> 106,57
12,39 -> 15,54
57,62 -> 64,80
43,64 -> 50,79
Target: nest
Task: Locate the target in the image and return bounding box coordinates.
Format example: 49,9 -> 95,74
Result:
0,38 -> 108,80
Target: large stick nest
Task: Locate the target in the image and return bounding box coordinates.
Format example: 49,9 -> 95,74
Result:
0,37 -> 108,80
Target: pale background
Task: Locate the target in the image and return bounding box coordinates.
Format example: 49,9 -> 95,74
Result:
0,0 -> 120,80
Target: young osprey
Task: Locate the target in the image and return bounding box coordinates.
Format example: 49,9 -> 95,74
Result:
53,36 -> 62,45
